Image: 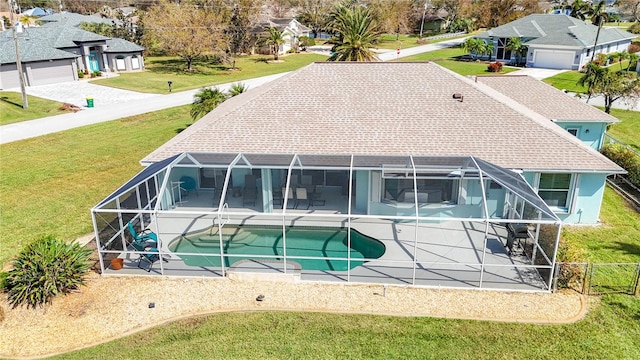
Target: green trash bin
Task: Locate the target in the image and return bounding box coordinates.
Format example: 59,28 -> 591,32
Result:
86,97 -> 94,108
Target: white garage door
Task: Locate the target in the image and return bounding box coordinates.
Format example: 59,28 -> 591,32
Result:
0,63 -> 21,89
534,50 -> 575,70
30,60 -> 75,86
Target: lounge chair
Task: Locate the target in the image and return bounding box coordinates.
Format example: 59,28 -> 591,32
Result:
295,187 -> 310,209
127,221 -> 158,247
130,240 -> 164,272
243,186 -> 257,206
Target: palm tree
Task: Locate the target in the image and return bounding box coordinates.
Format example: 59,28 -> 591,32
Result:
617,50 -> 629,71
505,37 -> 528,65
326,4 -> 381,62
190,87 -> 228,121
589,1 -> 609,63
484,41 -> 495,62
264,27 -> 285,61
578,62 -> 607,103
462,38 -> 487,61
566,0 -> 592,20
627,53 -> 639,72
228,83 -> 248,97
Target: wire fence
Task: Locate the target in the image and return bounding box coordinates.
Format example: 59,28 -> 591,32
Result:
553,262 -> 640,296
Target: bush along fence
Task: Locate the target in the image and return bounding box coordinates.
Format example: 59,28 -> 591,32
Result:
553,262 -> 640,296
601,136 -> 640,188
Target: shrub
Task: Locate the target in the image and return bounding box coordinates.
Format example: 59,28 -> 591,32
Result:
3,236 -> 92,308
601,143 -> 640,187
487,61 -> 503,72
77,70 -> 84,78
92,70 -> 102,77
298,36 -> 315,50
628,22 -> 640,34
628,42 -> 640,54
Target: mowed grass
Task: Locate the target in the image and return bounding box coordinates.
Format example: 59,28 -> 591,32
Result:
399,47 -> 519,75
605,108 -> 640,150
543,71 -> 587,93
0,106 -> 192,266
92,53 -> 328,93
0,91 -> 69,125
54,294 -> 640,360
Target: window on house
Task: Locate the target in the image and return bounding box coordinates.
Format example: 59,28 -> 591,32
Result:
586,48 -> 591,57
538,173 -> 573,210
383,177 -> 458,204
115,55 -> 126,70
567,128 -> 578,136
131,55 -> 140,69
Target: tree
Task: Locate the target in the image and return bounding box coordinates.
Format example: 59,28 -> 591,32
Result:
143,0 -> 227,71
326,3 -> 382,62
627,53 -> 639,72
578,63 -> 640,113
484,41 -> 494,62
471,0 -> 539,28
264,26 -> 286,61
297,0 -> 333,39
462,37 -> 487,60
79,21 -> 114,37
369,0 -> 413,40
617,50 -> 629,71
225,0 -> 261,69
505,37 -> 527,65
615,0 -> 640,22
590,0 -> 609,26
565,0 -> 592,20
191,87 -> 228,121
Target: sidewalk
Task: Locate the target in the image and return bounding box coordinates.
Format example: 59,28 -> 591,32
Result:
0,72 -> 289,144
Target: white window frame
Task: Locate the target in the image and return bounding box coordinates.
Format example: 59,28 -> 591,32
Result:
533,173 -> 579,213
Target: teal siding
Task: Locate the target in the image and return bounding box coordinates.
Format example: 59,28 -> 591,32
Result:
523,171 -> 607,224
555,121 -> 608,150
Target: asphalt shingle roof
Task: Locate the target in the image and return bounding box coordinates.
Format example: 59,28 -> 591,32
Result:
475,75 -> 619,123
142,62 -> 622,173
477,14 -> 635,48
104,37 -> 144,52
0,27 -> 82,64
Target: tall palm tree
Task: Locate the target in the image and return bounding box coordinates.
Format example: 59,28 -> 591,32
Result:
326,3 -> 381,62
484,41 -> 495,62
589,1 -> 609,63
461,38 -> 487,61
190,87 -> 228,121
264,27 -> 285,61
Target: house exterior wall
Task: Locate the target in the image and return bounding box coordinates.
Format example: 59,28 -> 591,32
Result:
522,171 -> 607,224
26,59 -> 77,85
526,39 -> 631,70
554,121 -> 609,150
106,53 -> 144,72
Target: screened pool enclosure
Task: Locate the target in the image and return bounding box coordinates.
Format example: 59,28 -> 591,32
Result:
92,153 -> 562,292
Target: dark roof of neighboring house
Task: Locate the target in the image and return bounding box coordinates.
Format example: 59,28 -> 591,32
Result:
104,37 -> 144,53
477,14 -> 635,49
475,75 -> 619,123
0,26 -> 86,64
142,62 -> 622,174
38,12 -> 119,27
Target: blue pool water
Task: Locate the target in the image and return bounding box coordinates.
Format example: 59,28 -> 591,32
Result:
168,225 -> 386,271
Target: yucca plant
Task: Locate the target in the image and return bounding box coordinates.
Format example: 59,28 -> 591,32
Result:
4,236 -> 92,308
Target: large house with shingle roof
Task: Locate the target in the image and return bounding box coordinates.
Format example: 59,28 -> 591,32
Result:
476,14 -> 635,70
90,62 -> 624,289
0,13 -> 143,89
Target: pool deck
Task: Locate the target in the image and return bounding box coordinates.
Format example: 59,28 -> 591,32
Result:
105,211 -> 547,292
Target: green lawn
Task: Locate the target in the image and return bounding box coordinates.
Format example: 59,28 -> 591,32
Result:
0,91 -> 69,125
92,53 -> 328,93
53,294 -> 640,359
605,108 -> 640,150
398,47 -> 519,76
543,71 -> 587,93
0,106 -> 193,267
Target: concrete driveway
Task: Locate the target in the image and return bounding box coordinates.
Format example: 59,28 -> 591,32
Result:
504,68 -> 567,80
8,76 -> 160,108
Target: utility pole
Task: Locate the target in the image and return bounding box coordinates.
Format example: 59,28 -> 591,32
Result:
419,1 -> 429,38
9,0 -> 28,109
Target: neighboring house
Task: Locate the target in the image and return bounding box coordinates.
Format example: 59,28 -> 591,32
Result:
476,14 -> 635,70
38,12 -> 119,27
475,75 -> 619,151
0,14 -> 144,89
422,9 -> 449,32
92,63 -> 624,291
253,18 -> 311,54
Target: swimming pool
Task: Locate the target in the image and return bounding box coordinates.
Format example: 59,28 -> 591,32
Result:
168,225 -> 386,271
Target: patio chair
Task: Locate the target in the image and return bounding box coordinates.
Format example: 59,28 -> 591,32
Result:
282,187 -> 295,209
310,186 -> 325,206
130,240 -> 165,272
179,176 -> 198,197
127,221 -> 158,247
295,187 -> 310,209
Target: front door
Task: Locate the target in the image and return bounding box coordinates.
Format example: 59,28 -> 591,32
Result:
89,52 -> 99,72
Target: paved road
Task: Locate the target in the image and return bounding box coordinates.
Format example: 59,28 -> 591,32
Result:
0,72 -> 289,144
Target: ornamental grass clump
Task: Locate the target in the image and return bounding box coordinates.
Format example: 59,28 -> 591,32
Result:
3,236 -> 92,308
